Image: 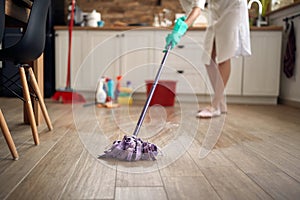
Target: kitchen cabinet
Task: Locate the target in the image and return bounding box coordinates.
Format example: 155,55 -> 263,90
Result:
80,31 -> 119,90
55,30 -> 85,90
153,30 -> 243,96
226,57 -> 243,95
115,30 -> 154,92
243,31 -> 281,96
153,30 -> 207,94
55,30 -> 154,91
75,30 -> 154,91
54,27 -> 282,104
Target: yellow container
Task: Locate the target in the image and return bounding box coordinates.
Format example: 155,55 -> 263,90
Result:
117,96 -> 133,105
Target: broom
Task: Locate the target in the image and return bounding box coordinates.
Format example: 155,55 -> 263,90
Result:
52,0 -> 85,104
99,44 -> 172,161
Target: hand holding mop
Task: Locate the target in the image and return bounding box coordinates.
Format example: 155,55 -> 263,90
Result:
99,45 -> 172,161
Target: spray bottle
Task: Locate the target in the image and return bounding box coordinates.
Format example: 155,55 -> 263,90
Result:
106,78 -> 115,102
95,77 -> 107,104
115,75 -> 122,101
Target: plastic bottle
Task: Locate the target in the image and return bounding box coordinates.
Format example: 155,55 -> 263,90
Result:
126,81 -> 132,89
153,14 -> 160,27
95,77 -> 107,104
114,75 -> 122,101
106,78 -> 115,102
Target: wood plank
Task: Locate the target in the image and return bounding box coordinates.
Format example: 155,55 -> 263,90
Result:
162,176 -> 220,200
247,172 -> 300,199
116,161 -> 163,187
159,152 -> 203,177
116,169 -> 163,187
200,166 -> 273,200
221,145 -> 282,174
6,127 -> 83,200
0,106 -> 73,199
115,187 -> 168,200
61,150 -> 116,199
187,140 -> 234,168
244,141 -> 300,182
0,99 -> 71,160
220,145 -> 300,199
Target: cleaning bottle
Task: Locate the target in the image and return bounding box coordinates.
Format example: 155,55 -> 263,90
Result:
106,78 -> 115,102
115,75 -> 122,101
126,81 -> 132,89
95,77 -> 107,104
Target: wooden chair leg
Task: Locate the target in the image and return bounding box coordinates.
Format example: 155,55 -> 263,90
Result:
19,67 -> 40,145
27,67 -> 53,131
0,109 -> 19,160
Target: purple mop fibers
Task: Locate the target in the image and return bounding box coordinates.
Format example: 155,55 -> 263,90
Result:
99,135 -> 159,161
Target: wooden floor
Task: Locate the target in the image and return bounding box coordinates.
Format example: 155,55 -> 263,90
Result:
1,97 -> 300,200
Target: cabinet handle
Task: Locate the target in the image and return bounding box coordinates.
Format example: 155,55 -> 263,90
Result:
177,45 -> 184,49
116,34 -> 119,38
177,70 -> 184,74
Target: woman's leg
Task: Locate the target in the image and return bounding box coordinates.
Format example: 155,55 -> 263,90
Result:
205,40 -> 217,101
206,40 -> 230,110
211,59 -> 230,111
198,42 -> 231,117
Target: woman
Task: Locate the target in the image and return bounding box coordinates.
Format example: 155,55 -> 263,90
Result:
165,0 -> 251,118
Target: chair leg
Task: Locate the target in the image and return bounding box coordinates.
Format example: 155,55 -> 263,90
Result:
27,67 -> 53,131
0,109 -> 19,160
19,67 -> 40,145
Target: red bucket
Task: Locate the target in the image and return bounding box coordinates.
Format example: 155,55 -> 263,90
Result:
145,80 -> 177,106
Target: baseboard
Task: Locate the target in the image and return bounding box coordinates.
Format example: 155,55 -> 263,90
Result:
278,98 -> 300,108
78,91 -> 279,105
133,93 -> 279,105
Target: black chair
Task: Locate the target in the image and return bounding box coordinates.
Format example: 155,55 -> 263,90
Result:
0,0 -> 53,146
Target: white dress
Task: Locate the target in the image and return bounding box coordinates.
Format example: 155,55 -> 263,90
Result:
179,0 -> 251,64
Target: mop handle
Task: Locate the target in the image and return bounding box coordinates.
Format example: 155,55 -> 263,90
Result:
132,44 -> 172,136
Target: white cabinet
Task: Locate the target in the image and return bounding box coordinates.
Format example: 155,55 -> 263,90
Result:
76,31 -> 119,91
152,30 -> 244,96
115,30 -> 154,92
153,30 -> 207,94
55,30 -> 154,91
243,31 -> 281,96
55,30 -> 86,89
226,57 -> 243,95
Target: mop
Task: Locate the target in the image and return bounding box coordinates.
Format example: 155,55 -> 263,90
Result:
52,0 -> 85,104
99,45 -> 172,161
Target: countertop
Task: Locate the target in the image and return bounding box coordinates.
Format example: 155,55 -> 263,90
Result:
54,25 -> 283,32
266,1 -> 300,16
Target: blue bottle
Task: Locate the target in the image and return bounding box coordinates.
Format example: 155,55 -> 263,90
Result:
106,78 -> 115,102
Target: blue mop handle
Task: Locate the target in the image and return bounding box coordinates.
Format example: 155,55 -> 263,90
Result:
132,44 -> 172,136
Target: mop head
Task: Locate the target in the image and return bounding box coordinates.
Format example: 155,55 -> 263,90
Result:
98,135 -> 160,161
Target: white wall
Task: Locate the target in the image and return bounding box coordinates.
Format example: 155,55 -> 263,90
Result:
269,5 -> 300,105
